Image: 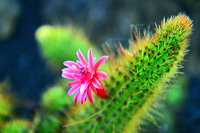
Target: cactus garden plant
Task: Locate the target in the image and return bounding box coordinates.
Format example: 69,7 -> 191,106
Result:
64,14 -> 192,133
1,120 -> 31,133
35,25 -> 101,71
0,14 -> 192,133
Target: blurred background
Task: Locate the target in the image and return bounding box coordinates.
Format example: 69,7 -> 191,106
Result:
0,0 -> 200,133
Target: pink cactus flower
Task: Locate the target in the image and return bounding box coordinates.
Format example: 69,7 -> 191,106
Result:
62,49 -> 109,104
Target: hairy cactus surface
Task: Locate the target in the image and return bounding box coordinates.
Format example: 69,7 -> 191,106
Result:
65,14 -> 192,133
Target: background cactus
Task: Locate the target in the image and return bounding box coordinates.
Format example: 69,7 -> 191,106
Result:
167,76 -> 187,106
35,25 -> 101,71
65,14 -> 192,133
41,86 -> 72,112
0,80 -> 13,128
0,94 -> 12,119
1,120 -> 31,133
33,114 -> 60,133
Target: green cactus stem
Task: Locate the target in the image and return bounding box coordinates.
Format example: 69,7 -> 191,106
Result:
65,14 -> 192,133
0,94 -> 12,120
41,86 -> 72,112
34,114 -> 60,133
35,25 -> 101,71
0,80 -> 13,125
1,120 -> 31,133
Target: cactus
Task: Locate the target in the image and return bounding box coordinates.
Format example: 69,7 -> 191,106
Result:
34,86 -> 73,133
1,120 -> 31,133
0,80 -> 13,127
0,94 -> 12,119
0,14 -> 191,133
34,114 -> 60,133
35,25 -> 101,71
41,86 -> 72,112
167,76 -> 187,106
65,14 -> 192,133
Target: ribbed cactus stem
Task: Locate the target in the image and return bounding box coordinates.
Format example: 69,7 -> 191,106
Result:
66,14 -> 192,133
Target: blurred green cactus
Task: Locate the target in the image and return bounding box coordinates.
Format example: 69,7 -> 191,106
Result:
167,76 -> 187,106
0,94 -> 12,119
34,114 -> 60,133
41,86 -> 72,112
35,25 -> 101,71
1,120 -> 31,133
0,80 -> 13,127
65,14 -> 192,133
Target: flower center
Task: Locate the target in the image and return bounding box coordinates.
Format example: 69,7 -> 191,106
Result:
80,67 -> 85,74
79,67 -> 94,82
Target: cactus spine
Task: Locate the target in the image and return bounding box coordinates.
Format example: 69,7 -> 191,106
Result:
65,14 -> 192,133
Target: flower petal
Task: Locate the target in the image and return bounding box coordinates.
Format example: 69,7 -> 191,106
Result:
62,49 -> 109,104
80,82 -> 89,95
93,56 -> 109,71
88,48 -> 94,70
91,85 -> 97,94
62,68 -> 79,73
87,88 -> 94,104
97,71 -> 108,79
63,61 -> 78,68
68,80 -> 79,86
92,78 -> 102,88
77,49 -> 87,65
81,89 -> 87,104
73,74 -> 81,80
96,88 -> 108,98
74,90 -> 80,104
62,72 -> 74,79
68,84 -> 80,96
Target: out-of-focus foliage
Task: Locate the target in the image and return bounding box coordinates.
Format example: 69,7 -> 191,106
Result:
1,120 -> 31,133
0,80 -> 13,125
0,0 -> 20,40
35,25 -> 101,71
0,95 -> 12,117
34,114 -> 60,133
167,76 -> 187,106
42,86 -> 71,112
